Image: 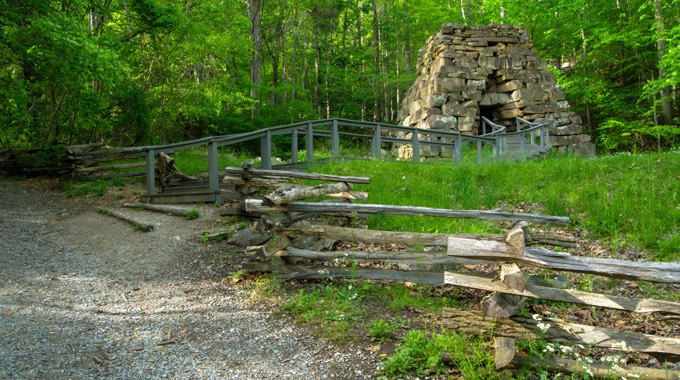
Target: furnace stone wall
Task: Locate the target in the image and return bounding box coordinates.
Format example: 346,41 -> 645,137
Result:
398,23 -> 595,158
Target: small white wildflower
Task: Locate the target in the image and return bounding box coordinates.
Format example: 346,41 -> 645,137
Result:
586,368 -> 593,376
586,357 -> 593,364
627,373 -> 640,378
543,343 -> 555,353
532,314 -> 542,320
537,322 -> 551,333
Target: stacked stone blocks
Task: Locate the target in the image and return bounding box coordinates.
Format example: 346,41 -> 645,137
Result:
398,23 -> 595,157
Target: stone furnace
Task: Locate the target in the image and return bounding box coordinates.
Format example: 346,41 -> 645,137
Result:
397,23 -> 595,158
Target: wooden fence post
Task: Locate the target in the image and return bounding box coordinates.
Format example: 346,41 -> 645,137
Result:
331,119 -> 339,157
477,141 -> 482,163
455,135 -> 462,163
481,221 -> 528,369
291,129 -> 298,164
412,130 -> 420,162
208,141 -> 221,195
145,148 -> 156,195
260,130 -> 272,170
372,125 -> 382,159
306,122 -> 314,163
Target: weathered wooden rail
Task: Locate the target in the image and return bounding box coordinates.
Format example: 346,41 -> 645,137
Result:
221,163 -> 680,379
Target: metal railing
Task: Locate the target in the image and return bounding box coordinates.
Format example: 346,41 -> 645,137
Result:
139,117 -> 552,197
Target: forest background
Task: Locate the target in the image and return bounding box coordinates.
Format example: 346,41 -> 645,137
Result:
1,0 -> 679,153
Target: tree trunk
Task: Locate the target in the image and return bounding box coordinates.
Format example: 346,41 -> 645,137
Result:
653,0 -> 673,124
248,0 -> 262,118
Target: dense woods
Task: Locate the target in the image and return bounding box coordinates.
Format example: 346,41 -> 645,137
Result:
1,0 -> 679,152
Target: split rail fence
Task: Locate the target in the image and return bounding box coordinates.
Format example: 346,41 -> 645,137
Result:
223,163 -> 680,379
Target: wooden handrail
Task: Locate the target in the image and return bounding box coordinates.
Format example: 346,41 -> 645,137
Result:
142,117 -> 553,197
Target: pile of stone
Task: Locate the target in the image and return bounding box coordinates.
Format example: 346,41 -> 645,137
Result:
397,23 -> 595,157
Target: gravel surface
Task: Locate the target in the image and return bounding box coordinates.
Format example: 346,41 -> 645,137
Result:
0,179 -> 378,379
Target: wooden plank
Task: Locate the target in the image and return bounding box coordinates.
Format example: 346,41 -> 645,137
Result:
122,203 -> 189,217
442,309 -> 680,358
510,356 -> 680,380
283,247 -> 455,267
444,271 -> 680,315
279,224 -> 576,248
262,182 -> 352,206
224,167 -> 371,184
71,151 -> 149,164
74,161 -> 145,173
447,237 -> 680,283
100,209 -> 155,231
246,201 -> 570,224
141,192 -> 217,204
275,265 -> 445,285
75,170 -> 146,181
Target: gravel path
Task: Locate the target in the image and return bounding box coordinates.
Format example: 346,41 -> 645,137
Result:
0,179 -> 378,379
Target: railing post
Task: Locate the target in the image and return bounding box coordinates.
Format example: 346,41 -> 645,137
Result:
520,131 -> 526,158
453,134 -> 462,163
291,129 -> 298,164
516,118 -> 521,132
539,125 -> 545,148
412,130 -> 420,163
208,140 -> 221,195
331,119 -> 339,157
493,139 -> 499,161
372,124 -> 381,159
306,122 -> 314,163
477,141 -> 482,163
531,128 -> 535,145
545,125 -> 551,146
260,130 -> 272,170
145,148 -> 156,195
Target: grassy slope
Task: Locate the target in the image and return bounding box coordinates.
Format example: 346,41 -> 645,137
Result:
311,151 -> 680,261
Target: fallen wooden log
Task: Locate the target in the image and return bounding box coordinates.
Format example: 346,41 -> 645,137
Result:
279,225 -> 577,248
282,247 -> 453,267
123,203 -> 189,217
75,161 -> 146,173
509,356 -> 680,380
222,175 -> 288,189
274,265 -> 446,285
447,237 -> 680,283
99,209 -> 155,231
245,200 -> 571,224
444,271 -> 680,315
442,309 -> 680,359
74,170 -> 146,181
262,182 -> 352,206
224,167 -> 371,184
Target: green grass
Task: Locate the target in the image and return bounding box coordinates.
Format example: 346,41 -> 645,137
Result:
309,151 -> 680,261
63,177 -> 130,197
172,147 -> 256,176
378,330 -> 499,380
186,208 -> 200,220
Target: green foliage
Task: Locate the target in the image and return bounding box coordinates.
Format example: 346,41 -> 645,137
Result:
380,330 -> 497,379
1,0 -> 678,153
367,319 -> 399,343
598,119 -> 680,153
186,208 -> 200,220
